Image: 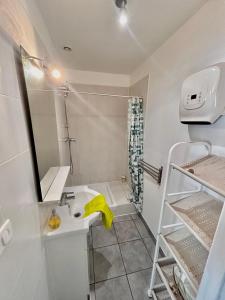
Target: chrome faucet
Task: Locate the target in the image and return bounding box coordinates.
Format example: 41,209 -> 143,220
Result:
59,192 -> 75,206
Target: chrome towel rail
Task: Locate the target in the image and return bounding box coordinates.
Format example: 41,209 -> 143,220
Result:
139,160 -> 163,185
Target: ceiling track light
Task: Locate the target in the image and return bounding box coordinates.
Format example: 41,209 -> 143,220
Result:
115,0 -> 128,26
115,0 -> 127,9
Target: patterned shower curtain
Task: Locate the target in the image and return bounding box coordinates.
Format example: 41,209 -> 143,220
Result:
128,97 -> 144,212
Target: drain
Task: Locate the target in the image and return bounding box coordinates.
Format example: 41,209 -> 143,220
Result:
74,212 -> 81,218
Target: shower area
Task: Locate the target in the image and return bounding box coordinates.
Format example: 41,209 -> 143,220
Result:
55,83 -> 143,213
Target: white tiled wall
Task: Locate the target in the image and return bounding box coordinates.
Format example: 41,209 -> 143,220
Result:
64,83 -> 129,185
0,13 -> 50,300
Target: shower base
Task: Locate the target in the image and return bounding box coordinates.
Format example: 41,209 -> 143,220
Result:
87,180 -> 136,216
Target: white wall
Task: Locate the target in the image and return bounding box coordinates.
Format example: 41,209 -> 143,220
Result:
130,0 -> 225,236
64,83 -> 129,185
0,1 -> 57,299
65,68 -> 130,87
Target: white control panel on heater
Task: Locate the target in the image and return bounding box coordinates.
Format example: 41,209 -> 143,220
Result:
180,63 -> 225,124
0,219 -> 13,256
183,91 -> 205,110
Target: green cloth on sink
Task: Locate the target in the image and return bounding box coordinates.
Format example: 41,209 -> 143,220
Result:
83,194 -> 114,229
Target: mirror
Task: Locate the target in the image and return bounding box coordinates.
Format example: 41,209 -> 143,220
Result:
20,47 -> 61,201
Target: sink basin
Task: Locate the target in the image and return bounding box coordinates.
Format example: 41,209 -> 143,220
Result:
64,185 -> 99,221
43,185 -> 101,239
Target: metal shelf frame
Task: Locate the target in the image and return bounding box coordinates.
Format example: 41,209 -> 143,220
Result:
166,193 -> 223,251
155,257 -> 182,300
148,141 -> 225,299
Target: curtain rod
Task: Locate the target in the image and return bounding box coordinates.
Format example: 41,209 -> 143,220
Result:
65,91 -> 143,98
28,88 -> 143,99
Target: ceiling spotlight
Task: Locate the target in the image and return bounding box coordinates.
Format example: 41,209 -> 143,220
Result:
115,0 -> 128,26
115,0 -> 127,9
51,68 -> 62,79
63,46 -> 72,52
119,9 -> 128,26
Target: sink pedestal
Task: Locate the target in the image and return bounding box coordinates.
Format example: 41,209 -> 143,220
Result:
45,230 -> 89,300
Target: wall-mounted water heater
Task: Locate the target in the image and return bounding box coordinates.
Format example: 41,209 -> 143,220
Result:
180,63 -> 225,124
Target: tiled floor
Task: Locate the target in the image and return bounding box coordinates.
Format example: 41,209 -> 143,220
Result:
88,214 -> 161,300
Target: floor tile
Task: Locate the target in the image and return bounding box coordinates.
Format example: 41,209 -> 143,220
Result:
90,284 -> 96,300
93,244 -> 125,282
120,240 -> 152,274
131,213 -> 139,220
127,268 -> 162,300
113,214 -> 132,223
143,237 -> 156,260
114,220 -> 140,243
134,218 -> 150,238
92,218 -> 103,227
95,276 -> 133,300
92,225 -> 117,248
89,250 -> 94,284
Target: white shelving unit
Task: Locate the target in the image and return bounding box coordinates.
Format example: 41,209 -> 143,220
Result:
148,142 -> 225,300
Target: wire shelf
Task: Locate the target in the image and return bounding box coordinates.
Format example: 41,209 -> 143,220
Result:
156,258 -> 184,300
168,192 -> 223,250
162,228 -> 208,290
152,285 -> 171,300
180,155 -> 225,196
149,142 -> 224,299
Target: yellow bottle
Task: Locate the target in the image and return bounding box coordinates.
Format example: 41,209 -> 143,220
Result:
48,208 -> 61,230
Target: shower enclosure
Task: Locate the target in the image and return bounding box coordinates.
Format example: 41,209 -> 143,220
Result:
55,83 -> 143,213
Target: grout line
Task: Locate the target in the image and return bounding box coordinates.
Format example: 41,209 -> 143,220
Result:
126,267 -> 153,276
132,218 -> 154,263
126,273 -> 134,300
134,213 -> 165,258
0,149 -> 29,168
93,238 -> 144,250
93,267 -> 154,285
114,218 -> 141,242
92,218 -> 133,228
91,213 -> 156,299
118,237 -> 143,245
133,217 -> 147,239
138,213 -> 158,244
94,274 -> 128,285
93,240 -> 118,250
0,90 -> 21,100
115,225 -> 134,300
126,265 -> 153,276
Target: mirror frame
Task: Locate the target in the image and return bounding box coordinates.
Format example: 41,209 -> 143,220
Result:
16,46 -> 43,202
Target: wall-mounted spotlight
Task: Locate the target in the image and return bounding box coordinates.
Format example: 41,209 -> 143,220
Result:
115,0 -> 128,26
26,55 -> 62,81
28,64 -> 44,80
50,68 -> 62,79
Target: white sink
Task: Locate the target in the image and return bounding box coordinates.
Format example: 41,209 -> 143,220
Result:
43,185 -> 101,240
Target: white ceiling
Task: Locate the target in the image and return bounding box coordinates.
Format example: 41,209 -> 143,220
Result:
37,0 -> 208,74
